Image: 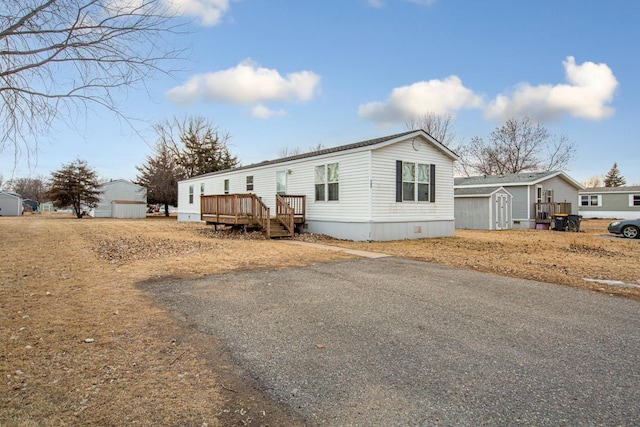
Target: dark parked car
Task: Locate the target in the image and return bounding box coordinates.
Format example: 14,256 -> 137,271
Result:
608,219 -> 640,239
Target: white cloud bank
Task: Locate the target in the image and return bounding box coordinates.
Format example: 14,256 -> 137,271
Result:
166,59 -> 321,112
358,76 -> 483,125
485,56 -> 618,122
166,0 -> 231,26
359,57 -> 618,126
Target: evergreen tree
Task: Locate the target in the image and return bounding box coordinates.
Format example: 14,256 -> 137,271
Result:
47,159 -> 102,218
604,163 -> 626,187
136,142 -> 181,217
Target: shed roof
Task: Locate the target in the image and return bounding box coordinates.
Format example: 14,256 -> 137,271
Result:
181,130 -> 458,183
454,171 -> 583,189
0,191 -> 22,199
454,186 -> 512,197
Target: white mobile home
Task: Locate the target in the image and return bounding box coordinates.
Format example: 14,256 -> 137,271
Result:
0,191 -> 23,216
178,131 -> 458,241
93,180 -> 147,218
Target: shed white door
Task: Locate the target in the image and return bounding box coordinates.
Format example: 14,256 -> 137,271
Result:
495,194 -> 510,230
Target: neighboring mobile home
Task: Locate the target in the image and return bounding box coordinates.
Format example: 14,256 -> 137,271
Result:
579,186 -> 640,219
0,191 -> 23,216
178,130 -> 459,241
92,180 -> 147,218
454,171 -> 583,229
454,186 -> 513,230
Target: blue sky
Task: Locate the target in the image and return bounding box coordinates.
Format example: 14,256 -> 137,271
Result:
3,0 -> 639,185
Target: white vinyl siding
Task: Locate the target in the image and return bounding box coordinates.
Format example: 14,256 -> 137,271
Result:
176,132 -> 457,238
371,140 -> 454,221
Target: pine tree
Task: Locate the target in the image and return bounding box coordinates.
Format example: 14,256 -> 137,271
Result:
47,159 -> 102,218
604,163 -> 626,187
136,142 -> 181,217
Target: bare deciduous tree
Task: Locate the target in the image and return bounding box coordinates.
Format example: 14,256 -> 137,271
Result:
581,175 -> 604,188
405,112 -> 456,147
0,0 -> 184,165
458,117 -> 576,176
153,115 -> 238,179
7,176 -> 47,202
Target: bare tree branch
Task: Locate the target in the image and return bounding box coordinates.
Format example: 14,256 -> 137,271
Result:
458,117 -> 576,176
0,0 -> 187,169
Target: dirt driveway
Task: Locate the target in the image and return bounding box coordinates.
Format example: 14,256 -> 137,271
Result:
143,257 -> 640,426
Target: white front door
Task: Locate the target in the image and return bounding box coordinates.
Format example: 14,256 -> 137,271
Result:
276,170 -> 287,195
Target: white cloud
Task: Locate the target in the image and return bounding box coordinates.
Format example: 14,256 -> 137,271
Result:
358,76 -> 483,125
485,56 -> 618,122
165,0 -> 231,26
367,0 -> 384,8
166,59 -> 321,106
251,104 -> 287,119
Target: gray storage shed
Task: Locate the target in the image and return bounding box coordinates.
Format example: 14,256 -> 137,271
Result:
454,186 -> 513,230
0,191 -> 23,216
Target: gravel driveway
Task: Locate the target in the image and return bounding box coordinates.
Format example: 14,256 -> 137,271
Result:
143,257 -> 640,426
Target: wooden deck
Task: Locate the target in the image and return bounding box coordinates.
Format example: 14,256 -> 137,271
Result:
535,202 -> 572,224
201,194 -> 306,238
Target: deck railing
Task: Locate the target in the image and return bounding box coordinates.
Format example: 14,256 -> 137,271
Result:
535,202 -> 572,223
276,195 -> 295,237
201,194 -> 270,235
279,195 -> 306,222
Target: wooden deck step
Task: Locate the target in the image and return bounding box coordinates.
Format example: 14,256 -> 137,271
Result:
269,218 -> 292,238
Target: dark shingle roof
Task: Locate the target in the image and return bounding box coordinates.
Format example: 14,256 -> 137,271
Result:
454,171 -> 560,187
581,186 -> 640,193
184,130 -> 457,181
454,186 -> 511,197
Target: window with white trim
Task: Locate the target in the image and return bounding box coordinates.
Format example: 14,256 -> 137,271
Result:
630,194 -> 640,207
246,176 -> 254,192
188,185 -> 194,204
580,195 -> 600,206
397,161 -> 433,202
200,183 -> 205,196
314,163 -> 339,201
224,179 -> 229,194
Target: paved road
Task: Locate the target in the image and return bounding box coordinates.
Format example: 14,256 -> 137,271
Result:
144,257 -> 640,426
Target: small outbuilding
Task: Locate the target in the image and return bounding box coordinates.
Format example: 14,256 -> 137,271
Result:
454,186 -> 513,230
92,180 -> 147,218
0,191 -> 23,216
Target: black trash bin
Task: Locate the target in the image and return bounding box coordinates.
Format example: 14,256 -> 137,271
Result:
554,214 -> 568,231
567,214 -> 582,232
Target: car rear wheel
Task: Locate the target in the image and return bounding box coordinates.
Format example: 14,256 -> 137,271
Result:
621,225 -> 639,239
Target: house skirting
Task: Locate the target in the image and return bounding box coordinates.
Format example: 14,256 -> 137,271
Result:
580,211 -> 640,220
306,219 -> 455,241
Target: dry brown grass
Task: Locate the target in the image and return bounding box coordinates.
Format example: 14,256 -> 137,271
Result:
1,214 -> 638,426
324,218 -> 640,300
0,214 -> 350,426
